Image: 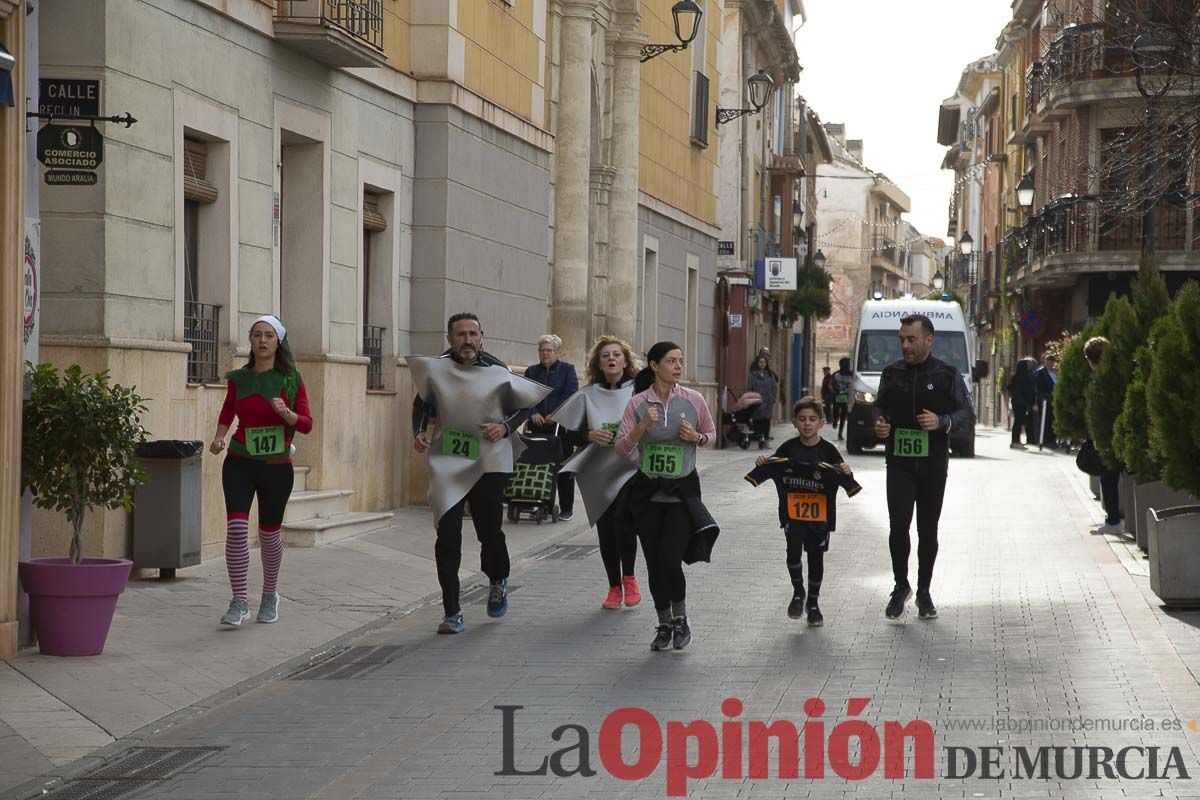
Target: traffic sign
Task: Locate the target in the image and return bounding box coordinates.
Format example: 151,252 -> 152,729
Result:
1019,311 -> 1045,339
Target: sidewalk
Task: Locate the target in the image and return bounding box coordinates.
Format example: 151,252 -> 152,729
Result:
0,498 -> 593,796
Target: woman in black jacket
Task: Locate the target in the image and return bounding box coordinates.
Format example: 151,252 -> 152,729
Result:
1008,358 -> 1037,449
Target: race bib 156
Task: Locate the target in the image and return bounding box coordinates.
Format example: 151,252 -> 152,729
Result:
893,428 -> 929,458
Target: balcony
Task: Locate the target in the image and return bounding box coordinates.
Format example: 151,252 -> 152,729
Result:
870,235 -> 903,274
274,0 -> 386,68
1034,22 -> 1180,117
1012,195 -> 1193,289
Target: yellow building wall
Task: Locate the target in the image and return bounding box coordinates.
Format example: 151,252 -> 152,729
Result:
459,0 -> 544,122
638,0 -> 719,226
383,0 -> 412,74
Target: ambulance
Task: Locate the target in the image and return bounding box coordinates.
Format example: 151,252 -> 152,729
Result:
844,298 -> 988,458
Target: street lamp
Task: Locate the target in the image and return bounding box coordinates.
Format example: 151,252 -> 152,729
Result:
641,1 -> 704,63
1016,175 -> 1035,210
716,70 -> 774,126
813,249 -> 827,270
958,231 -> 974,256
932,271 -> 945,291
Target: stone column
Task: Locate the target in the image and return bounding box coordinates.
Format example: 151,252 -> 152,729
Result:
606,27 -> 645,347
0,5 -> 27,659
551,1 -> 595,366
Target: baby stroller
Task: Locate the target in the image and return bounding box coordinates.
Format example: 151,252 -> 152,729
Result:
722,389 -> 764,450
504,424 -> 563,524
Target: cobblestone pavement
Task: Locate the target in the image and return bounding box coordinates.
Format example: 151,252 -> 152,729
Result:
7,426 -> 1200,799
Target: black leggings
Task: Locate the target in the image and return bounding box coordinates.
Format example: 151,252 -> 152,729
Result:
1012,404 -> 1031,444
636,502 -> 691,611
1100,469 -> 1122,525
222,457 -> 295,527
785,531 -> 824,595
833,403 -> 849,436
886,462 -> 948,593
436,473 -> 511,616
597,499 -> 638,587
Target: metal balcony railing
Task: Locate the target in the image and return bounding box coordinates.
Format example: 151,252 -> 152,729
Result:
871,235 -> 899,266
364,324 -> 385,390
276,0 -> 384,51
185,302 -> 221,385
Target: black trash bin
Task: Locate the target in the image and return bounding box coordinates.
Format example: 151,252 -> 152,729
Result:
133,440 -> 204,578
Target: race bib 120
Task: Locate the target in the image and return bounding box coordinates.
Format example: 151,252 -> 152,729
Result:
787,492 -> 828,523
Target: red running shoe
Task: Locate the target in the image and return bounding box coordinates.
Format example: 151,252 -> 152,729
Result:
602,586 -> 622,609
622,576 -> 642,607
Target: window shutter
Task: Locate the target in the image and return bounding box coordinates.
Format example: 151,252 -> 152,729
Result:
363,195 -> 387,232
183,139 -> 218,204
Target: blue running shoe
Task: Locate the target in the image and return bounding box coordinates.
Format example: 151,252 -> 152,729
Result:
437,612 -> 465,634
486,580 -> 509,618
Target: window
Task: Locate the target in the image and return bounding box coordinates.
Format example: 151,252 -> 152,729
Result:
362,192 -> 387,390
641,243 -> 659,351
688,3 -> 708,148
686,258 -> 699,379
182,137 -> 221,384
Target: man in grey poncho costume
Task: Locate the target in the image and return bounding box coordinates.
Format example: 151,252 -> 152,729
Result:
411,313 -> 550,635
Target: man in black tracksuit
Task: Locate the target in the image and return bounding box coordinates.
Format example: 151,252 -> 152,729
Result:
873,313 -> 974,621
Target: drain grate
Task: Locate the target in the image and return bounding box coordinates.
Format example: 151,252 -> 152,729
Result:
48,747 -> 223,800
289,645 -> 406,680
459,582 -> 523,605
535,544 -> 599,561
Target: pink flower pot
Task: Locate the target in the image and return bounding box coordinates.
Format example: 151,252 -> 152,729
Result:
17,557 -> 133,656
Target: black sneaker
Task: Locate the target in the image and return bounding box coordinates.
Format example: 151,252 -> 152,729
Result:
806,601 -> 824,627
672,617 -> 692,650
885,586 -> 912,620
558,510 -> 574,522
651,624 -> 673,651
916,592 -> 938,620
787,593 -> 806,619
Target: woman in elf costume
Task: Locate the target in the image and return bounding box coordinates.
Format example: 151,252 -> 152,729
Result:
209,315 -> 312,627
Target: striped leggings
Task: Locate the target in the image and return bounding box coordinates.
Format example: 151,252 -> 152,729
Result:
222,457 -> 294,600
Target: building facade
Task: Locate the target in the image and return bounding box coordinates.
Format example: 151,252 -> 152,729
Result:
813,125 -> 916,372
3,0 -> 823,635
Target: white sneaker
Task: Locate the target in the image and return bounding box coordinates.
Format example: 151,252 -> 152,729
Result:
1094,521 -> 1124,535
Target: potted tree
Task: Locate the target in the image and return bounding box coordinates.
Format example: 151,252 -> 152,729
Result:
18,363 -> 149,656
1106,258 -> 1172,548
1145,281 -> 1200,607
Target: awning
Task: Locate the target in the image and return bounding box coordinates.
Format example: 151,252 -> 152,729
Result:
0,42 -> 14,108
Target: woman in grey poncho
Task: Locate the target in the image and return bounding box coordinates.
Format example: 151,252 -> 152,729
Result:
552,336 -> 643,609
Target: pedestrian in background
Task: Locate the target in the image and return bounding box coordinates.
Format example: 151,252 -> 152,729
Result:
1034,353 -> 1059,449
747,354 -> 779,450
210,315 -> 312,627
1007,358 -> 1037,450
820,366 -> 836,422
831,357 -> 853,441
1084,337 -> 1123,534
525,334 -> 580,522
